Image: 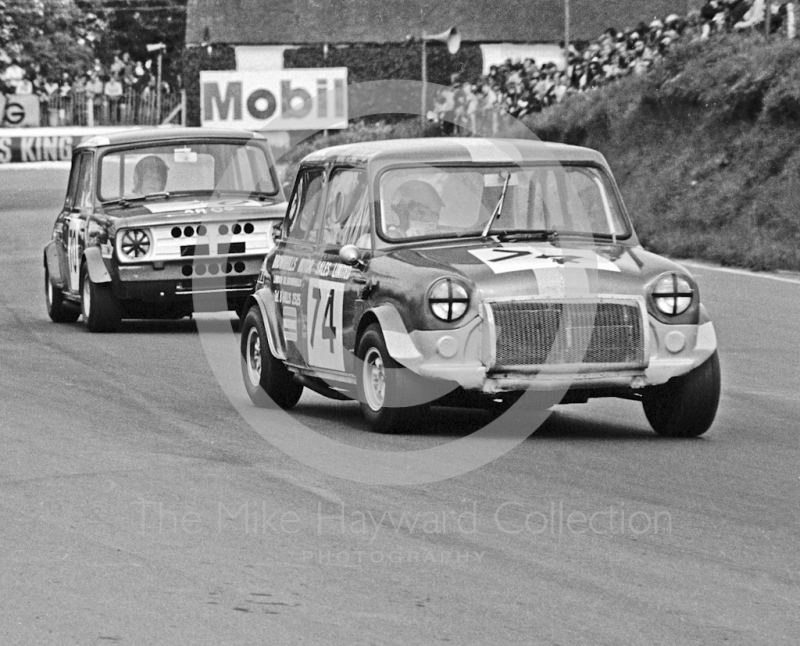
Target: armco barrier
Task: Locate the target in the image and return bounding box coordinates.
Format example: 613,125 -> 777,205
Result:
0,126 -> 181,165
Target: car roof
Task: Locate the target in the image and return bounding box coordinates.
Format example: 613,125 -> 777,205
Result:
300,137 -> 608,168
75,126 -> 268,150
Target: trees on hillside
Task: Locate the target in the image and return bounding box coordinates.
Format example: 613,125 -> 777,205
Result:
0,0 -> 103,78
0,0 -> 186,86
88,0 -> 187,85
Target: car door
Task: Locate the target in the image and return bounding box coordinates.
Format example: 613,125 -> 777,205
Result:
62,151 -> 95,294
312,167 -> 372,377
270,166 -> 326,368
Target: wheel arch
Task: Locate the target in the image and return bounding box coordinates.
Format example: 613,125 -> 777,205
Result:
44,241 -> 66,288
359,304 -> 423,367
82,246 -> 112,284
247,290 -> 286,361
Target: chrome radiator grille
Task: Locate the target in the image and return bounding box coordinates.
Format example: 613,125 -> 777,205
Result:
490,300 -> 645,369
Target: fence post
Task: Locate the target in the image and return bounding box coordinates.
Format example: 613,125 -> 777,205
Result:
788,3 -> 796,38
87,95 -> 94,127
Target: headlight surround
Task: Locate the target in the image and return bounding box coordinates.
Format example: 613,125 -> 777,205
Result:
652,273 -> 694,316
118,228 -> 152,260
428,278 -> 470,323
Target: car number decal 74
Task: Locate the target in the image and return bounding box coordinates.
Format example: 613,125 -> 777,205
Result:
306,278 -> 345,372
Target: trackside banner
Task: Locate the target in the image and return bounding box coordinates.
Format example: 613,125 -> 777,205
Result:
0,94 -> 41,127
0,126 -> 174,164
200,69 -> 348,130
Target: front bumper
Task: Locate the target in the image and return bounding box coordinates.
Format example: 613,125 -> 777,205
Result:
399,312 -> 717,394
109,256 -> 262,306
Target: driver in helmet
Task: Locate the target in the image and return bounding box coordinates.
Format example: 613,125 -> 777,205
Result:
389,179 -> 444,237
132,155 -> 169,195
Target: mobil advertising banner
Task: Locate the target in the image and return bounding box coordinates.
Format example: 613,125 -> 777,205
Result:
200,69 -> 348,131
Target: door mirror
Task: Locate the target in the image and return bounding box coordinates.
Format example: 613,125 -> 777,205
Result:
338,244 -> 363,267
271,220 -> 283,243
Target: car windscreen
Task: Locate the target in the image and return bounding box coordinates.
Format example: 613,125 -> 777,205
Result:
98,141 -> 278,201
377,164 -> 631,241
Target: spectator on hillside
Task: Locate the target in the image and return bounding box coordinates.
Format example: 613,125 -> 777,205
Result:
16,71 -> 33,95
71,73 -> 87,125
104,73 -> 124,123
110,53 -> 125,78
432,85 -> 456,134
734,0 -> 767,29
2,59 -> 25,92
86,72 -> 104,124
59,73 -> 73,125
727,0 -> 754,27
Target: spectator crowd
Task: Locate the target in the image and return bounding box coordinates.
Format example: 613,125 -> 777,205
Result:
0,50 -> 180,127
1,0 -> 797,129
431,0 -> 799,135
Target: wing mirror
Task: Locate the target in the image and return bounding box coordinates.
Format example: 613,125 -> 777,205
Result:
338,244 -> 366,269
271,220 -> 283,244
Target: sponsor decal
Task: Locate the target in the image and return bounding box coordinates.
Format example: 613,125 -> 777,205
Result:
272,253 -> 352,280
282,306 -> 298,342
140,199 -> 262,215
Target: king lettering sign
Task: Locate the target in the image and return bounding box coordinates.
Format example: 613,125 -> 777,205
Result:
200,69 -> 348,130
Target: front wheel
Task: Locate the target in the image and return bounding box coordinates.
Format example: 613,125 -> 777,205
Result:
80,264 -> 122,333
45,266 -> 79,323
356,324 -> 430,434
240,306 -> 303,409
642,351 -> 721,437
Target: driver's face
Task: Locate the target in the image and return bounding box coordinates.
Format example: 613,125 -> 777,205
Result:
141,170 -> 166,194
406,201 -> 440,234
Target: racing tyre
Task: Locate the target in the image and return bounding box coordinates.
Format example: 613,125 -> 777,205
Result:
80,264 -> 122,333
240,306 -> 303,409
642,351 -> 721,438
356,324 -> 430,434
45,266 -> 79,323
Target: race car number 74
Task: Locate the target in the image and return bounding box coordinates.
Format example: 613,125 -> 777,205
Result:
306,278 -> 345,372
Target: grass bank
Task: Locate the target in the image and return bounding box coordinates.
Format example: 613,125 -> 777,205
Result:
281,34 -> 800,271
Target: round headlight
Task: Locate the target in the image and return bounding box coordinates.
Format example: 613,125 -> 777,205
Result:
652,274 -> 693,316
428,278 -> 470,322
119,228 -> 151,260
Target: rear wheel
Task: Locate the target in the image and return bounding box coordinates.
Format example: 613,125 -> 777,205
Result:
642,351 -> 721,437
356,324 -> 429,434
45,266 -> 79,323
80,264 -> 122,333
240,306 -> 303,409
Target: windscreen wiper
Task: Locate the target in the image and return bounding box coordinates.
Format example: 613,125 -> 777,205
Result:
496,229 -> 558,243
102,192 -> 171,209
481,172 -> 511,238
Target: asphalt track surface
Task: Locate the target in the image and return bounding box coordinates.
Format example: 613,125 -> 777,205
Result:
1,164 -> 798,645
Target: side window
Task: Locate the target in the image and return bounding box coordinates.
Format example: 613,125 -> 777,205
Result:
64,156 -> 82,210
72,154 -> 94,210
321,168 -> 371,248
285,168 -> 325,242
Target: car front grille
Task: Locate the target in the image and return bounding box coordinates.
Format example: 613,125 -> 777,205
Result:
490,300 -> 645,370
150,220 -> 272,261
